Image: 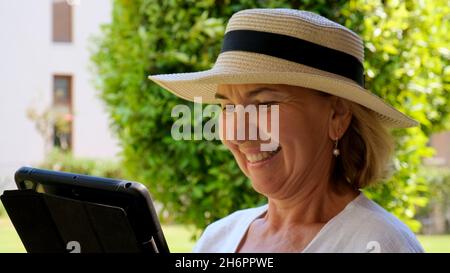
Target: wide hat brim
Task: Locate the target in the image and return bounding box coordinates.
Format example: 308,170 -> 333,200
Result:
148,8 -> 418,129
148,67 -> 418,128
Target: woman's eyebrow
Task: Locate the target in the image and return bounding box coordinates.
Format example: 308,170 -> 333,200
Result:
215,93 -> 228,100
215,87 -> 280,100
247,87 -> 279,99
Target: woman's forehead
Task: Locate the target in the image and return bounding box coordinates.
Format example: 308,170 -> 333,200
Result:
218,83 -> 285,92
216,84 -> 323,100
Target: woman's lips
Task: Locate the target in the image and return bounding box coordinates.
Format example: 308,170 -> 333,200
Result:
241,146 -> 282,167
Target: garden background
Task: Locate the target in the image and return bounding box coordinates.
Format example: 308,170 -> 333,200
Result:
0,0 -> 449,252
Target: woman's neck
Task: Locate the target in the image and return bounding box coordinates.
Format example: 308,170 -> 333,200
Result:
264,180 -> 360,230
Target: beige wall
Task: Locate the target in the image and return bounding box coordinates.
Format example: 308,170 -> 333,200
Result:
0,0 -> 119,191
429,131 -> 450,167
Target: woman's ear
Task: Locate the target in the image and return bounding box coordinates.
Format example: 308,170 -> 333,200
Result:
328,97 -> 352,140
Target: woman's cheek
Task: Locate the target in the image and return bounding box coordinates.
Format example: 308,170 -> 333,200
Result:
233,153 -> 250,177
223,145 -> 249,177
218,110 -> 237,142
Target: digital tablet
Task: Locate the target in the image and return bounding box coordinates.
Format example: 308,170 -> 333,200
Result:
0,166 -> 170,253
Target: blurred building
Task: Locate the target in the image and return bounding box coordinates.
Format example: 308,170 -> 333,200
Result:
0,0 -> 119,192
420,131 -> 450,234
428,131 -> 450,167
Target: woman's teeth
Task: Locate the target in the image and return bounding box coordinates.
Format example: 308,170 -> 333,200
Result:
244,148 -> 280,163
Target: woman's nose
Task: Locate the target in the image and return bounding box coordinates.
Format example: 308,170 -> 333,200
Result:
220,105 -> 260,143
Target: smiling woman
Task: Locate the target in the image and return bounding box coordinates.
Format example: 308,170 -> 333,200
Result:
211,83 -> 399,252
215,83 -> 393,194
148,8 -> 423,253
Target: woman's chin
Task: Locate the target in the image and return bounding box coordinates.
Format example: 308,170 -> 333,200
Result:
250,177 -> 281,195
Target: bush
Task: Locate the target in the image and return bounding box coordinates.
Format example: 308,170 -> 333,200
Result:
0,151 -> 125,219
416,167 -> 450,233
0,177 -> 11,217
92,0 -> 449,233
0,202 -> 5,218
38,149 -> 124,179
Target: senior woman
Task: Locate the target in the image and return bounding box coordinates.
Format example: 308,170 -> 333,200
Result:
148,9 -> 424,253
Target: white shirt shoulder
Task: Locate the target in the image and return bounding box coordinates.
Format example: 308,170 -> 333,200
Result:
192,205 -> 267,253
192,193 -> 424,253
312,194 -> 424,253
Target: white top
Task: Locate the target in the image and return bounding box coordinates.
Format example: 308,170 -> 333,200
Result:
193,192 -> 424,253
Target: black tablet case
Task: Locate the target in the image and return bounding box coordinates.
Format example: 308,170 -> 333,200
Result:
1,189 -> 156,253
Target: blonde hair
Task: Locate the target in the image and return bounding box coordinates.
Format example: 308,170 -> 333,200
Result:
334,102 -> 394,189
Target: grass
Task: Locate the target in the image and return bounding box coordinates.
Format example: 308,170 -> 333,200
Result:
1,216 -> 449,253
0,217 -> 25,253
164,224 -> 196,252
417,235 -> 450,253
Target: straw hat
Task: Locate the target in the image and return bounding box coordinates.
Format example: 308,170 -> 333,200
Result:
148,8 -> 418,128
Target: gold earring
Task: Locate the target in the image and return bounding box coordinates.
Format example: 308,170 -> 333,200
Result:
333,138 -> 340,157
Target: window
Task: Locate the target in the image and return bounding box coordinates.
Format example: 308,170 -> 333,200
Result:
53,75 -> 73,151
52,0 -> 72,42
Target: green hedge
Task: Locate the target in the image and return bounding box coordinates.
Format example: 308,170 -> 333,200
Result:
38,149 -> 124,179
92,0 -> 449,234
0,202 -> 4,217
416,167 -> 450,228
0,150 -> 124,218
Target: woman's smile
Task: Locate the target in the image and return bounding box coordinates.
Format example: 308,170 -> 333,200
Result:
240,146 -> 282,168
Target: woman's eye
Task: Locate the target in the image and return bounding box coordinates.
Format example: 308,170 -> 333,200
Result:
222,104 -> 235,111
221,102 -> 278,111
258,101 -> 278,107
